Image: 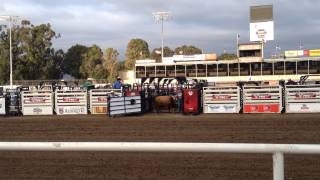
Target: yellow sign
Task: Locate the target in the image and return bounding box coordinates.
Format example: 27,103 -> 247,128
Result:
309,49 -> 320,57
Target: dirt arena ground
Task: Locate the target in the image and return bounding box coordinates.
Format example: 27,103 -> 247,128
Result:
0,113 -> 319,180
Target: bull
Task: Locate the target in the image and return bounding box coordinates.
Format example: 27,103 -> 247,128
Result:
153,96 -> 176,113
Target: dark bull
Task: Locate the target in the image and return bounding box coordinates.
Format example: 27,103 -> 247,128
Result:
153,96 -> 176,113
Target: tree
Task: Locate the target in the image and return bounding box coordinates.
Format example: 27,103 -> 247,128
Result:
63,44 -> 88,78
0,20 -> 63,83
151,46 -> 174,62
218,53 -> 238,60
79,45 -> 106,79
103,48 -> 119,83
174,45 -> 202,55
125,38 -> 150,70
43,49 -> 64,79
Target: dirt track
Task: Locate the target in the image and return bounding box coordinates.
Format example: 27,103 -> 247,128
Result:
0,114 -> 319,179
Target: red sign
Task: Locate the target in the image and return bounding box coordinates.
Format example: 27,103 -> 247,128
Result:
212,95 -> 231,101
63,98 -> 80,103
244,104 -> 280,113
97,97 -> 108,102
24,97 -> 46,104
251,94 -> 272,100
304,50 -> 309,56
295,92 -> 316,99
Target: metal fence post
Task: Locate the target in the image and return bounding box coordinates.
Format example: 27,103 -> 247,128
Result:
273,152 -> 284,180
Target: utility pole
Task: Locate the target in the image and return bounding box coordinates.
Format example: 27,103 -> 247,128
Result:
0,15 -> 19,87
152,12 -> 172,62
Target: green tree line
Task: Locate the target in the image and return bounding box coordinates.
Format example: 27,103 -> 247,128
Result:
0,20 -> 236,85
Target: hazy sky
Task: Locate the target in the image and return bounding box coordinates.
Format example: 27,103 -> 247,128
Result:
0,0 -> 319,58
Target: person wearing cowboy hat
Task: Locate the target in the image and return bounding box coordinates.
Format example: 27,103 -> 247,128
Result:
113,76 -> 123,89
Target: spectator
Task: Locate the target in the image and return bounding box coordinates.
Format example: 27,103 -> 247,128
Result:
113,77 -> 123,89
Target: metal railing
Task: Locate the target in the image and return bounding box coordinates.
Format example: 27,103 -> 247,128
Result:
0,142 -> 319,180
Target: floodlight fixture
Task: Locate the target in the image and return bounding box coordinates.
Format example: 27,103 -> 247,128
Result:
152,11 -> 172,62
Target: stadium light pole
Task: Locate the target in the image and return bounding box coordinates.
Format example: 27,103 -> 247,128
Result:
0,15 -> 19,87
152,11 -> 172,62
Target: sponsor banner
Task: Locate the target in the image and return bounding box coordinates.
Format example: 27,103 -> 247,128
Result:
0,98 -> 5,115
61,98 -> 80,103
23,97 -> 48,104
250,21 -> 274,42
212,95 -> 232,101
285,50 -> 304,58
294,92 -> 317,99
91,106 -> 107,114
23,106 -> 53,115
205,104 -> 238,113
244,104 -> 280,113
173,54 -> 207,61
287,103 -> 320,113
251,94 -> 272,100
56,106 -> 87,115
97,97 -> 108,103
309,49 -> 320,57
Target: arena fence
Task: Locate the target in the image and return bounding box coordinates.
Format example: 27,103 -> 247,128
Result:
0,142 -> 319,180
55,90 -> 88,115
203,86 -> 240,113
89,89 -> 122,114
285,84 -> 320,113
21,90 -> 54,115
243,85 -> 282,113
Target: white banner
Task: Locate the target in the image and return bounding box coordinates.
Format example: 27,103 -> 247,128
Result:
56,106 -> 88,115
250,21 -> 274,42
0,98 -> 5,115
23,106 -> 53,115
205,104 -> 238,113
286,103 -> 320,113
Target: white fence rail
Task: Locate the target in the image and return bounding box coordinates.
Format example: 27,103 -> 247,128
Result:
21,91 -> 54,115
0,142 -> 319,180
285,84 -> 320,113
203,86 -> 240,113
55,90 -> 88,115
89,89 -> 122,114
243,86 -> 282,113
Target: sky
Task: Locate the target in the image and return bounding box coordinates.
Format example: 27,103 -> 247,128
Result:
0,0 -> 320,59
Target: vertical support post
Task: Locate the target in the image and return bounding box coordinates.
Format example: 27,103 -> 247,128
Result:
165,65 -> 167,77
205,64 -> 208,77
295,60 -> 298,75
273,152 -> 284,180
227,63 -> 230,76
195,64 -> 198,78
273,61 -> 275,75
217,64 -> 219,77
145,66 -> 147,77
9,17 -> 13,87
308,60 -> 310,74
161,19 -> 164,63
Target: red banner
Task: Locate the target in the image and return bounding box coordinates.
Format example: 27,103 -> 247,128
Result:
244,104 -> 280,113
